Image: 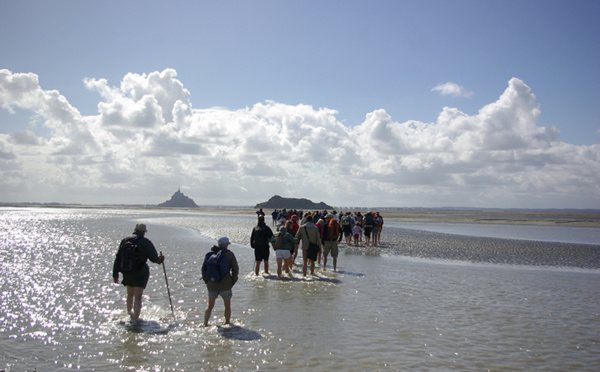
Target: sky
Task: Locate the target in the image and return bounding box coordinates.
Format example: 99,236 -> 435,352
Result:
1,0 -> 599,209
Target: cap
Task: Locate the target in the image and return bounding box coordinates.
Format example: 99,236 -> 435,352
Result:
217,236 -> 230,246
134,223 -> 147,232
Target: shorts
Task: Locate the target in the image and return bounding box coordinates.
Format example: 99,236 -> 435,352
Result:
323,240 -> 338,258
353,234 -> 359,240
343,230 -> 352,237
208,289 -> 233,300
254,245 -> 270,261
364,226 -> 373,238
121,264 -> 150,288
275,249 -> 291,259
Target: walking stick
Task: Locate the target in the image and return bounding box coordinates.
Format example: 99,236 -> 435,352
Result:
160,251 -> 176,321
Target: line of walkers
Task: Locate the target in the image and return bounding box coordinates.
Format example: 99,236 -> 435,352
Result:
265,208 -> 384,246
252,209 -> 384,277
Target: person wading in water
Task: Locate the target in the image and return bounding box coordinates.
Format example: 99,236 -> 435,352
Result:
112,223 -> 164,321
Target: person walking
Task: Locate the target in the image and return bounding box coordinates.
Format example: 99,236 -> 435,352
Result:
363,211 -> 374,246
322,213 -> 340,271
272,221 -> 300,277
352,221 -> 363,246
315,218 -> 325,265
290,214 -> 300,266
295,215 -> 322,276
355,212 -> 364,244
202,237 -> 239,327
372,212 -> 380,246
340,212 -> 353,245
112,223 -> 164,321
376,212 -> 384,243
250,215 -> 273,275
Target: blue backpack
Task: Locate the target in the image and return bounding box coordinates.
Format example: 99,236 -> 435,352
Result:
203,249 -> 229,282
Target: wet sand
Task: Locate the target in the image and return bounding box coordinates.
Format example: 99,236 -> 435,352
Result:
360,228 -> 600,270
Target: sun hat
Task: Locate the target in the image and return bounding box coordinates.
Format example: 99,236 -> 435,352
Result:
134,223 -> 147,232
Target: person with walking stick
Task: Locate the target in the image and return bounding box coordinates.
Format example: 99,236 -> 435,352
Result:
201,237 -> 239,327
112,223 -> 164,321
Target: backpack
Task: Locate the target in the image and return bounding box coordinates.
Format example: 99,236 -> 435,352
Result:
341,214 -> 351,227
203,249 -> 230,282
117,236 -> 144,274
272,231 -> 284,250
326,219 -> 339,240
364,213 -> 374,226
252,225 -> 271,247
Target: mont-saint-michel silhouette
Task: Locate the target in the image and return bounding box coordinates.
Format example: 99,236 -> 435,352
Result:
157,188 -> 199,208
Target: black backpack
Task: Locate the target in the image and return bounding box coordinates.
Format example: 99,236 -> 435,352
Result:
364,213 -> 374,226
252,225 -> 271,247
117,236 -> 144,274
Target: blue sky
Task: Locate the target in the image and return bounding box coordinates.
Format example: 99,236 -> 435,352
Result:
1,0 -> 599,208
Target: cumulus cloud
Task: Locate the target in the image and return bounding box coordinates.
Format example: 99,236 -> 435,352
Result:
0,68 -> 598,208
432,82 -> 474,98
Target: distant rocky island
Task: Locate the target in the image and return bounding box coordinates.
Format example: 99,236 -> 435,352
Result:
157,188 -> 199,208
254,195 -> 333,210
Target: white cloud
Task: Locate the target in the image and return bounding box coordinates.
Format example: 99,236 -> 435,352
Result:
432,82 -> 474,98
0,68 -> 598,208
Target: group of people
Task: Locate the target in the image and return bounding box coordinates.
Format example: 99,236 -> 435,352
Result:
252,208 -> 384,277
111,209 -> 383,327
267,208 -> 384,246
112,224 -> 239,327
251,212 -> 334,277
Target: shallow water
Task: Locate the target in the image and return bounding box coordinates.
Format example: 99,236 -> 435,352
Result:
1,207 -> 599,371
386,220 -> 600,245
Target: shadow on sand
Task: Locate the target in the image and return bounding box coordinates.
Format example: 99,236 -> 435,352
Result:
120,320 -> 178,335
217,325 -> 261,341
260,272 -> 348,284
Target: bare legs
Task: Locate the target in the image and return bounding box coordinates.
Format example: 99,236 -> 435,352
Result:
323,255 -> 337,272
301,250 -> 316,276
204,297 -> 231,326
254,260 -> 269,275
126,286 -> 144,320
277,257 -> 290,277
277,256 -> 292,277
302,251 -> 308,276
